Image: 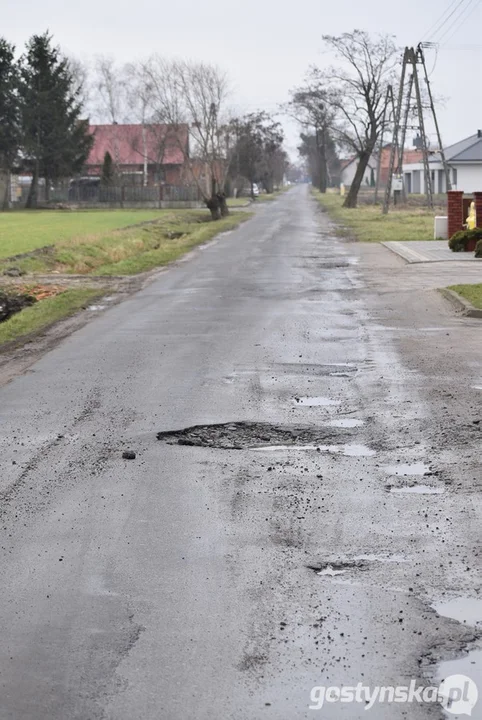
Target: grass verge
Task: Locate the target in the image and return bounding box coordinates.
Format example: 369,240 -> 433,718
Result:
447,284 -> 482,310
0,209 -> 170,259
312,189 -> 437,242
0,210 -> 251,276
0,288 -> 101,346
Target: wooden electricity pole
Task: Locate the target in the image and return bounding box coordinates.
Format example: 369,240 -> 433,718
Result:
383,45 -> 449,213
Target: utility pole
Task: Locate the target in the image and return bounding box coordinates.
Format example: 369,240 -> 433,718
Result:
411,46 -> 433,210
383,45 -> 448,213
383,49 -> 408,214
418,43 -> 452,193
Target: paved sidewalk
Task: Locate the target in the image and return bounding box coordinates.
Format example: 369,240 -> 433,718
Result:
382,240 -> 480,263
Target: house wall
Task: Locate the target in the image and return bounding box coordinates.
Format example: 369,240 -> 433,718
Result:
455,164 -> 482,193
340,162 -> 375,187
403,161 -> 482,194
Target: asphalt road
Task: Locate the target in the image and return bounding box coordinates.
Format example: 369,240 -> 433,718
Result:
0,185 -> 481,719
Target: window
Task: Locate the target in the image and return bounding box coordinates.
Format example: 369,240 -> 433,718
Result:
452,168 -> 458,188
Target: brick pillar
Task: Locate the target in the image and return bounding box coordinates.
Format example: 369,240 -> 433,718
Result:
447,191 -> 464,239
473,192 -> 482,229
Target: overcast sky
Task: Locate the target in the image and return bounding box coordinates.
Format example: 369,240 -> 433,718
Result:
3,0 -> 481,159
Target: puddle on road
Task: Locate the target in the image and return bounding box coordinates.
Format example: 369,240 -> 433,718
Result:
254,443 -> 375,457
384,463 -> 431,476
317,566 -> 347,577
88,305 -> 106,311
436,649 -> 482,719
328,419 -> 365,428
433,598 -> 482,626
294,397 -> 340,406
353,553 -> 408,563
308,559 -> 369,577
390,485 -> 444,495
472,385 -> 482,390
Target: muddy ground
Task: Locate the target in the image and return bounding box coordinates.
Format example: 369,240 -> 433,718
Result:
0,185 -> 480,719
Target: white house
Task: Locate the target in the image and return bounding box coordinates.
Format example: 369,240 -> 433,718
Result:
340,156 -> 377,187
403,131 -> 482,194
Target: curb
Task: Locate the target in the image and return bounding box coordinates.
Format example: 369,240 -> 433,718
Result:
438,288 -> 482,318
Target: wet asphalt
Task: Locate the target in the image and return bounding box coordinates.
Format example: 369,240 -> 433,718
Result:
0,185 -> 481,719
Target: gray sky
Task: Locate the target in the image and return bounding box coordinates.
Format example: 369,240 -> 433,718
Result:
4,0 -> 482,159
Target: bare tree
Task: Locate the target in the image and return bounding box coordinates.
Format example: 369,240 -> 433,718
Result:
93,56 -> 127,124
143,56 -> 232,219
286,69 -> 336,193
319,30 -> 399,208
124,61 -> 156,186
66,56 -> 90,114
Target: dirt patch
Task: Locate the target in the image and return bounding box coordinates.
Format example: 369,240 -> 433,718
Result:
157,421 -> 346,449
0,290 -> 37,323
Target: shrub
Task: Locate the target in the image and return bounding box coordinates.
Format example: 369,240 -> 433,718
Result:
448,228 -> 482,252
476,239 -> 482,258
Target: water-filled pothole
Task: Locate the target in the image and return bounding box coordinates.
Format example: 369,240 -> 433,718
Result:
253,443 -> 375,456
433,597 -> 482,626
157,421 -> 347,450
307,559 -> 369,576
389,485 -> 445,495
294,397 -> 340,406
384,463 -> 431,476
435,649 -> 482,717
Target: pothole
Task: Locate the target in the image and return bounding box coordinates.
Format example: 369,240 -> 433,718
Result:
294,396 -> 340,406
389,485 -> 445,495
433,598 -> 482,627
307,559 -> 369,576
328,418 -> 365,428
156,422 -> 347,450
353,553 -> 408,563
384,463 -> 431,476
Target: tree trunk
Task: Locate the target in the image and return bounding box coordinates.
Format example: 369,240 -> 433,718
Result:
343,152 -> 370,209
2,172 -> 10,211
217,192 -> 229,217
26,168 -> 38,209
316,129 -> 327,194
45,177 -> 50,203
206,196 -> 221,220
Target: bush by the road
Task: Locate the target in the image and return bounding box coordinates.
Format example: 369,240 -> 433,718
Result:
448,228 -> 482,253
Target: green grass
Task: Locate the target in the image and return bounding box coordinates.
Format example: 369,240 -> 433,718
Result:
312,189 -> 437,243
227,197 -> 251,207
0,209 -> 170,259
0,210 -> 252,276
0,288 -> 101,346
448,284 -> 482,309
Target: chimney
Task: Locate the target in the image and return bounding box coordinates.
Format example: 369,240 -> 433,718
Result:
478,129 -> 482,138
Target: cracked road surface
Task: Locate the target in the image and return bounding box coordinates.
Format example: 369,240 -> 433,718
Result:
0,186 -> 481,719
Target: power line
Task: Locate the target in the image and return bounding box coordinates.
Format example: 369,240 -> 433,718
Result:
438,0 -> 481,44
420,0 -> 468,41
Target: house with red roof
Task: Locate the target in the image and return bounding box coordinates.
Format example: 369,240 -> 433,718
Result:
85,123 -> 190,186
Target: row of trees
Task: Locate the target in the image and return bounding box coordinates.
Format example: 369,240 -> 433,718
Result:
89,56 -> 287,217
288,30 -> 399,208
1,28 -> 400,212
0,34 -> 288,217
